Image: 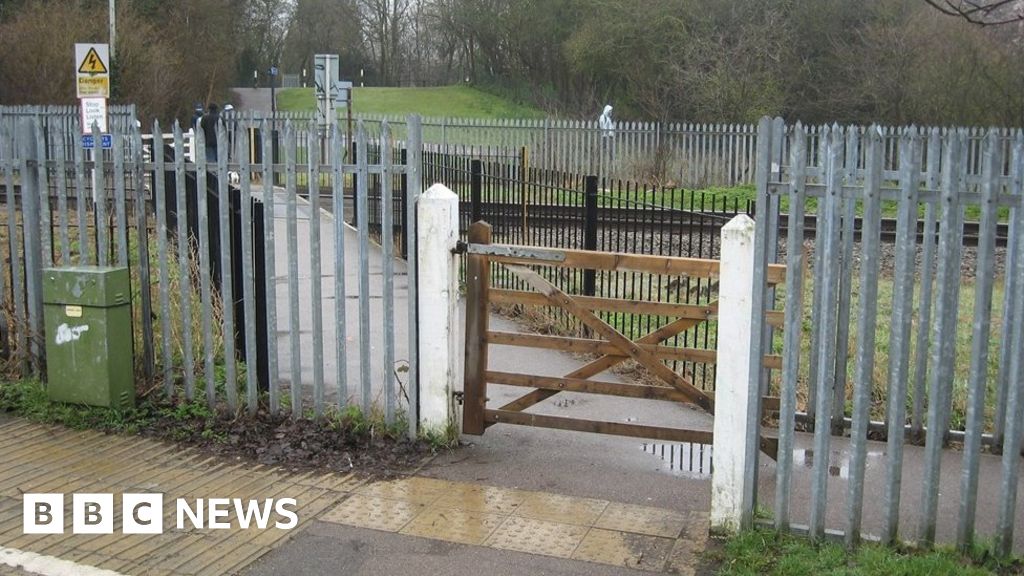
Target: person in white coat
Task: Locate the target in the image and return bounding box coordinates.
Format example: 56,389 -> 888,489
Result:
599,104 -> 615,167
599,104 -> 614,138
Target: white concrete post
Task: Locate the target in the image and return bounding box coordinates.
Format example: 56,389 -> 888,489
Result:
416,184 -> 460,434
710,214 -> 758,534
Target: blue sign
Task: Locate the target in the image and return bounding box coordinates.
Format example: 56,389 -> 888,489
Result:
81,134 -> 113,149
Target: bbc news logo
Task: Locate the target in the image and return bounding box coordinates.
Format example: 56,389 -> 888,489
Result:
23,493 -> 298,534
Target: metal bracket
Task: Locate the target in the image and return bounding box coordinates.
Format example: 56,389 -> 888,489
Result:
451,241 -> 468,255
452,390 -> 465,405
465,244 -> 567,262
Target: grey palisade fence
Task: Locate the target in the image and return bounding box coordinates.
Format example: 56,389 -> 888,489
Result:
747,117 -> 1024,555
0,107 -> 422,435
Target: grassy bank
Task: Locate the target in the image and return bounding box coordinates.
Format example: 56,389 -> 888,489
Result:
277,85 -> 545,119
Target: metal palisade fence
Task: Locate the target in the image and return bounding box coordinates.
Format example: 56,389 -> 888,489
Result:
0,108 -> 422,434
356,115 -> 759,189
357,114 -> 1024,192
748,117 -> 1024,554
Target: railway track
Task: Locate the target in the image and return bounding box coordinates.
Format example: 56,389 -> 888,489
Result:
465,202 -> 1009,247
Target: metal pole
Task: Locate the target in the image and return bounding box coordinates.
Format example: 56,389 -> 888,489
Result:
471,159 -> 482,222
583,175 -> 598,296
109,0 -> 116,63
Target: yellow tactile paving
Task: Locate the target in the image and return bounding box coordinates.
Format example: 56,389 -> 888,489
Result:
320,474 -> 710,573
431,482 -> 529,515
354,476 -> 448,505
0,418 -> 711,574
0,420 -> 355,576
513,492 -> 609,526
485,516 -> 590,558
321,494 -> 426,532
594,501 -> 687,538
572,527 -> 675,571
399,506 -> 505,545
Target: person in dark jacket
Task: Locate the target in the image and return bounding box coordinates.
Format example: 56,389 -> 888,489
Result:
200,103 -> 221,162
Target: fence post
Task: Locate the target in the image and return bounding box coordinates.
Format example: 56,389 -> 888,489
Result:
351,141 -> 358,227
416,183 -> 461,435
19,118 -> 44,376
583,175 -> 598,296
400,147 -> 409,259
520,146 -> 529,241
462,220 -> 491,435
710,214 -> 758,535
471,159 -> 483,222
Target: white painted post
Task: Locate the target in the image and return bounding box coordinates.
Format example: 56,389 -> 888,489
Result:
711,214 -> 758,534
416,183 -> 460,434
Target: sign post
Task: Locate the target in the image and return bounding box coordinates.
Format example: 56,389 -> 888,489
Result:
334,80 -> 354,159
268,66 -> 278,115
80,98 -> 109,148
75,43 -> 111,149
314,54 -> 339,133
75,44 -> 110,99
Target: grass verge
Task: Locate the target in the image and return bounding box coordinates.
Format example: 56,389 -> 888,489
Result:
277,85 -> 545,119
711,529 -> 1022,575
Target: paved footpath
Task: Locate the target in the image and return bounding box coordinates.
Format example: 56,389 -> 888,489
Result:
0,419 -> 708,576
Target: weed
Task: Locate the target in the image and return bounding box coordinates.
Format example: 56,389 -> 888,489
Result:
419,419 -> 460,452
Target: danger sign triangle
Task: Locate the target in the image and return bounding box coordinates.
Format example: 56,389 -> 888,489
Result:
78,48 -> 108,74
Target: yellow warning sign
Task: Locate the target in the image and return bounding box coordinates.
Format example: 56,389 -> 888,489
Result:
77,76 -> 109,98
78,47 -> 108,74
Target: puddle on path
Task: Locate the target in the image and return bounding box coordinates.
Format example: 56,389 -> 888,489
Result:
640,443 -> 886,480
641,442 -> 713,478
794,448 -> 886,479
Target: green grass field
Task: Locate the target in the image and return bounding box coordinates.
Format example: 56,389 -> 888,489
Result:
276,85 -> 545,119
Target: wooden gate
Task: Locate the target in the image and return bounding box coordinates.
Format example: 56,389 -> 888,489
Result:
462,221 -> 786,458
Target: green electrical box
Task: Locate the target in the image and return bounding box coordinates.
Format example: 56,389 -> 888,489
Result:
42,266 -> 134,409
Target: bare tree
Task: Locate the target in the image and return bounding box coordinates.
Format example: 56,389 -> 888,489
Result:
923,0 -> 1024,26
241,0 -> 292,74
360,0 -> 410,85
283,0 -> 366,78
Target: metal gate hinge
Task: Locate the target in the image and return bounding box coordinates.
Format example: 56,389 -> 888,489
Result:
452,390 -> 465,405
451,241 -> 468,255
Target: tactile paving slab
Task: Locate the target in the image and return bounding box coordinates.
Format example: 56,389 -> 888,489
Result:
513,492 -> 609,526
354,476 -> 448,505
484,516 -> 590,558
399,507 -> 505,545
431,483 -> 529,515
594,502 -> 687,538
0,420 -> 353,576
321,494 -> 425,532
316,473 -> 711,572
572,527 -> 675,571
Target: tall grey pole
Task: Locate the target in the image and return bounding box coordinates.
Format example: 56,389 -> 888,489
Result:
109,0 -> 116,62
